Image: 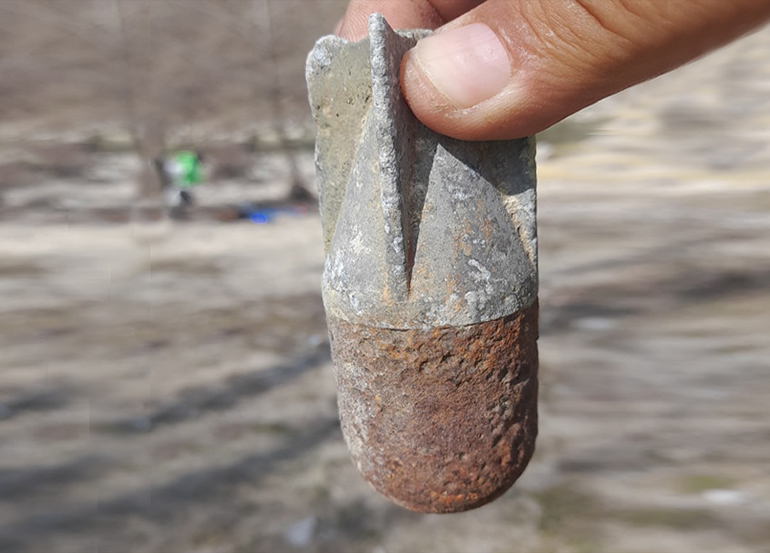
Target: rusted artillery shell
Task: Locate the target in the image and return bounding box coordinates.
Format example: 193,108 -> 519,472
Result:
328,304 -> 538,513
307,14 -> 539,513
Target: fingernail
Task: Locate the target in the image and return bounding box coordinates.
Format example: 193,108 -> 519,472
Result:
407,24 -> 511,109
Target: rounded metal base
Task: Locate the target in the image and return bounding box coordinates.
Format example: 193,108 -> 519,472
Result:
328,303 -> 538,513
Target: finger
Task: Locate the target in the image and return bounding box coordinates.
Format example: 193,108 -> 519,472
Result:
400,0 -> 770,140
337,0 -> 445,40
336,0 -> 487,41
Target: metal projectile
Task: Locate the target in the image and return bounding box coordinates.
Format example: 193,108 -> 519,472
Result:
307,14 -> 538,513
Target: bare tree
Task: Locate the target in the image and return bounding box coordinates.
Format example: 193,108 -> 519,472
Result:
114,0 -> 167,199
0,0 -> 346,202
256,0 -> 312,202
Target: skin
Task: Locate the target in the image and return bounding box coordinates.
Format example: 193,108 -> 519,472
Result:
337,0 -> 770,140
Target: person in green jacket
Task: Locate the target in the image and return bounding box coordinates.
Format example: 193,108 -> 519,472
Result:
159,150 -> 205,218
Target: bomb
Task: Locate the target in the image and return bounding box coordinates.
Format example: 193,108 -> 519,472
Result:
306,14 -> 539,513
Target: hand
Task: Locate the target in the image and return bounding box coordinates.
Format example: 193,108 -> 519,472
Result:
337,0 -> 770,140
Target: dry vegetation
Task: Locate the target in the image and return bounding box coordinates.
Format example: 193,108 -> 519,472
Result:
0,0 -> 346,195
0,0 -> 347,132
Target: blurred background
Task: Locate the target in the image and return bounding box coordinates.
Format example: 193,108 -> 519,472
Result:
1,1 -> 769,552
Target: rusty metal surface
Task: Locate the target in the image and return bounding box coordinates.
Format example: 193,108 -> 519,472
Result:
328,303 -> 539,513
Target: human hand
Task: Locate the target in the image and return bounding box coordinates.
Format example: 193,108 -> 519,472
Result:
337,0 -> 770,140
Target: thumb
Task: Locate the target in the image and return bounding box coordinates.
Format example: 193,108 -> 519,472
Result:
401,0 -> 770,140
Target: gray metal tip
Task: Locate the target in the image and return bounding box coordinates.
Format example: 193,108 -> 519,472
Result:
367,13 -> 389,36
308,17 -> 536,329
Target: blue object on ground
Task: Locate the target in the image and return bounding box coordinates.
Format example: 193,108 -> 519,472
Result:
248,210 -> 274,224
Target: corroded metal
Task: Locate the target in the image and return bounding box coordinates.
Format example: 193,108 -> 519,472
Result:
328,303 -> 538,513
306,14 -> 539,512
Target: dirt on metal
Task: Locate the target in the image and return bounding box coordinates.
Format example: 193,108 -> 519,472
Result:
328,303 -> 539,513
